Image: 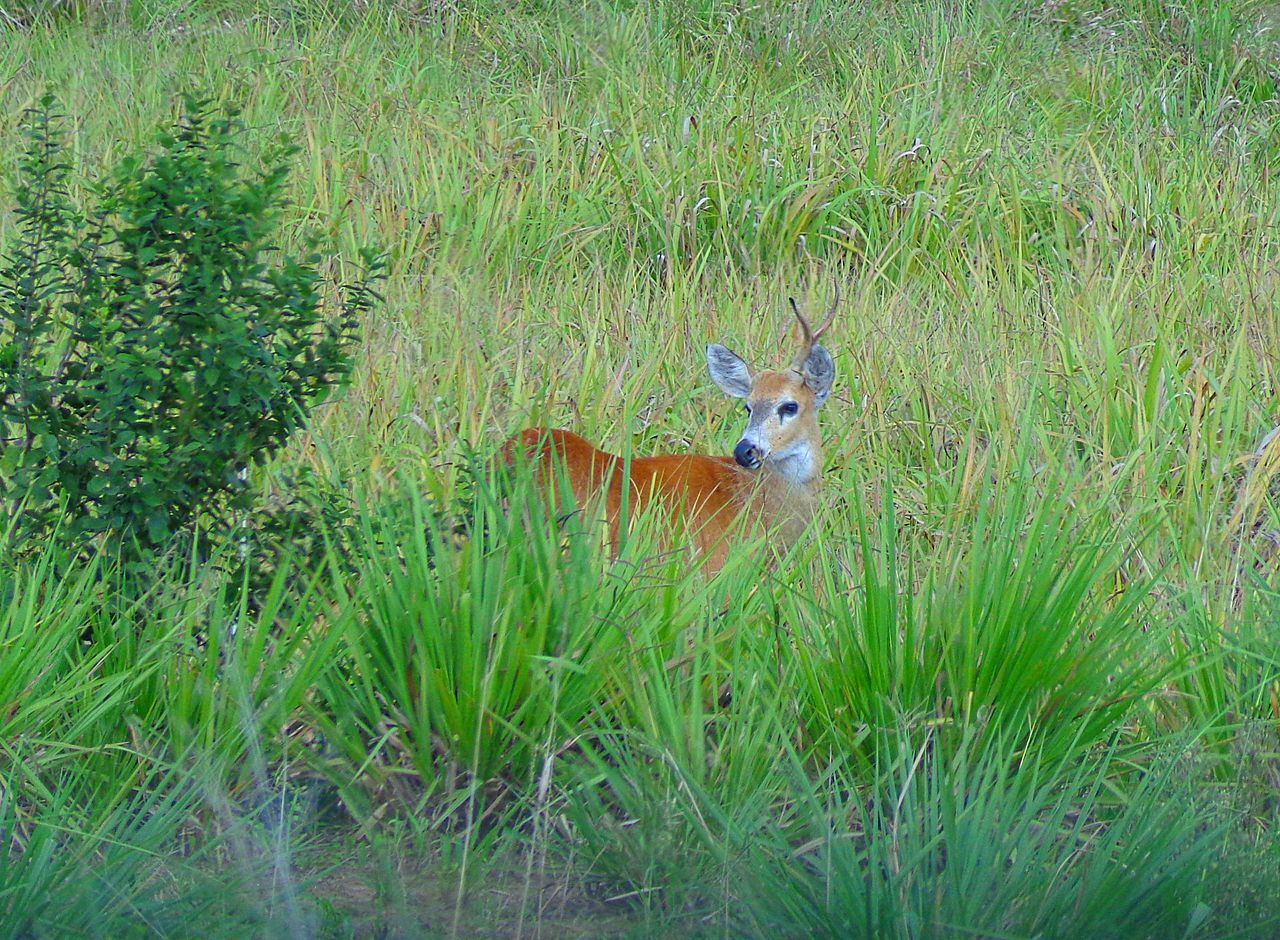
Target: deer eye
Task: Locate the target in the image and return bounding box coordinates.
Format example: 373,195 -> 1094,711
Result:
778,401 -> 799,418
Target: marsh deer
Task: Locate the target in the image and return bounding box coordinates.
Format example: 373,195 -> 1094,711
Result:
503,291 -> 839,574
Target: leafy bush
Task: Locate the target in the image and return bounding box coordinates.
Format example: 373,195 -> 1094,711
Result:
0,93 -> 381,557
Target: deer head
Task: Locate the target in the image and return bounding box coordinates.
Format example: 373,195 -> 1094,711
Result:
705,287 -> 839,484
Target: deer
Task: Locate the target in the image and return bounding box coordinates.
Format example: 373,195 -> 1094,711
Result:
501,291 -> 839,576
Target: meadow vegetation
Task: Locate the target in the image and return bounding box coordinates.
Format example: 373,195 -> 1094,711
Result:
2,0 -> 1280,936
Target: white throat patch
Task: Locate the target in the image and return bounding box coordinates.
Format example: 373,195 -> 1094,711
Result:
768,443 -> 816,486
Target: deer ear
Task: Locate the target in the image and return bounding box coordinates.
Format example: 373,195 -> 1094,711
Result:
803,344 -> 835,406
706,344 -> 752,399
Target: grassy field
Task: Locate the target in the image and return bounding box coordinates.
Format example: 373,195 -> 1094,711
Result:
3,0 -> 1280,936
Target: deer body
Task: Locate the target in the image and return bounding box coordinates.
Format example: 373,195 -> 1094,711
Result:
503,296 -> 838,575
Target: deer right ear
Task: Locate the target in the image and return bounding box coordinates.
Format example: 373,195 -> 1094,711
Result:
707,344 -> 753,399
803,344 -> 836,406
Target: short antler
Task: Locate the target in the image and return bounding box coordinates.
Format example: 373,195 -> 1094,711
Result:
788,282 -> 840,370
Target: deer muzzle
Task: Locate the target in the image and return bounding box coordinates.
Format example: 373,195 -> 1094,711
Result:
734,439 -> 763,469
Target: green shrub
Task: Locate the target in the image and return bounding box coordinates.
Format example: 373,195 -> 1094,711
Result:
0,93 -> 381,558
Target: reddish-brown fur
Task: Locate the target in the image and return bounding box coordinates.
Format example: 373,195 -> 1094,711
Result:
502,428 -> 772,573
501,294 -> 838,575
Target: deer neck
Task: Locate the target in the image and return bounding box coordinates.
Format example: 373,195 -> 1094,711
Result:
762,435 -> 822,492
743,438 -> 821,544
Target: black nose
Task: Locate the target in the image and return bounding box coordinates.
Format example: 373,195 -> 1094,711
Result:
734,440 -> 761,469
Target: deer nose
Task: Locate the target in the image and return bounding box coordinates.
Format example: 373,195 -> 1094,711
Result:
734,440 -> 762,469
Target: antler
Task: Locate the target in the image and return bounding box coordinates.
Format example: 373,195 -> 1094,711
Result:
788,282 -> 840,370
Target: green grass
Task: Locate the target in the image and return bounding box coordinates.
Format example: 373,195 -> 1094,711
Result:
3,0 -> 1280,935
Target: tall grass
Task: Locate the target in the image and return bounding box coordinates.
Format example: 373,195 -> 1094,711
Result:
2,0 -> 1280,934
730,731 -> 1222,940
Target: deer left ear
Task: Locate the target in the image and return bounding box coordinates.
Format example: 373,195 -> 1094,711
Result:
707,344 -> 753,399
803,344 -> 835,406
